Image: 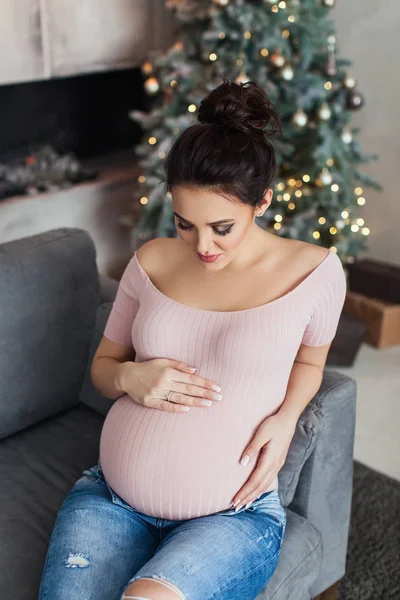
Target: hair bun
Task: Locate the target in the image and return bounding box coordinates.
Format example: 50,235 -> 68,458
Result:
198,78 -> 282,143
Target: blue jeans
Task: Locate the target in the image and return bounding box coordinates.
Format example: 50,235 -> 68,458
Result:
38,461 -> 286,600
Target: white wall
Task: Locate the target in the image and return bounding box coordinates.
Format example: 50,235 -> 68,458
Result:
332,0 -> 400,265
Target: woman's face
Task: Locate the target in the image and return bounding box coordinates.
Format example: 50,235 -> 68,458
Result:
171,185 -> 272,269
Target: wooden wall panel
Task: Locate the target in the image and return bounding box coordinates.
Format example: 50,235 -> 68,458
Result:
0,0 -> 43,85
0,0 -> 177,85
44,0 -> 150,76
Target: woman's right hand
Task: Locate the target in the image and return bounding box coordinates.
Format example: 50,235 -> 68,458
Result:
119,358 -> 223,413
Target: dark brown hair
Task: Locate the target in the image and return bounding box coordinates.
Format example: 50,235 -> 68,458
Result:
162,78 -> 282,209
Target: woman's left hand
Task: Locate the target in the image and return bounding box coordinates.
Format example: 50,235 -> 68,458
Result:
231,413 -> 296,511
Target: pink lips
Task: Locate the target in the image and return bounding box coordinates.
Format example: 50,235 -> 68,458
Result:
197,253 -> 221,263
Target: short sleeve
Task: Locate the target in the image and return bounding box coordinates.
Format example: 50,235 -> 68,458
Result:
301,253 -> 347,347
103,254 -> 141,347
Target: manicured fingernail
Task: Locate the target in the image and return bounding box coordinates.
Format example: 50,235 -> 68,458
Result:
188,367 -> 197,372
241,455 -> 250,466
212,385 -> 221,392
235,504 -> 242,513
245,501 -> 252,509
232,499 -> 241,507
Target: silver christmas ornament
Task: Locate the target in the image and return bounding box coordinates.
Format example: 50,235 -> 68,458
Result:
341,128 -> 353,144
344,74 -> 356,89
318,102 -> 332,121
293,109 -> 308,127
281,64 -> 294,81
320,168 -> 333,185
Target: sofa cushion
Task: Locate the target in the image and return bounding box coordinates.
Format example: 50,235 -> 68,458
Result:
0,228 -> 101,439
0,403 -> 104,600
259,508 -> 322,599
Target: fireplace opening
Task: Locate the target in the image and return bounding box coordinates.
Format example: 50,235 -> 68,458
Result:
0,67 -> 147,199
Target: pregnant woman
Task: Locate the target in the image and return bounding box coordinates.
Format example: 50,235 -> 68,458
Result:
38,79 -> 346,600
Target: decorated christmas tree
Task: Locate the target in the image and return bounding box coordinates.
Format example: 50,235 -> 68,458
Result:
125,0 -> 381,265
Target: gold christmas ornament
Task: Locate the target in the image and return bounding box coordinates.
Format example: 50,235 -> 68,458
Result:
292,108 -> 308,127
270,51 -> 285,68
235,71 -> 250,84
144,76 -> 160,95
318,102 -> 332,121
141,61 -> 153,76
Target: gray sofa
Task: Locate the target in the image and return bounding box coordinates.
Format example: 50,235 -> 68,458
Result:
0,227 -> 356,600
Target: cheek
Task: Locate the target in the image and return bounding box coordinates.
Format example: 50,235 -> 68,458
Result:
227,227 -> 248,248
223,236 -> 240,250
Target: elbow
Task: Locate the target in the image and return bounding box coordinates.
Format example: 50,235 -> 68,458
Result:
90,359 -> 101,391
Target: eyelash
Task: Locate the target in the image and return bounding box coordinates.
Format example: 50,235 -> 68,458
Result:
177,222 -> 234,236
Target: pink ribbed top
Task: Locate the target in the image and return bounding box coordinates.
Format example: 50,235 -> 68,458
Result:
99,247 -> 347,520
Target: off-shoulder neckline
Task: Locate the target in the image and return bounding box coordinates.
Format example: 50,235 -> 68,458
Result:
133,248 -> 334,316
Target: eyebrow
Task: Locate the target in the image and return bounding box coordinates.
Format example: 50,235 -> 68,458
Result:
173,212 -> 235,226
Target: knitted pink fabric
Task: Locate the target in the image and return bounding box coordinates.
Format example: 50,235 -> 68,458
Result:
99,248 -> 347,520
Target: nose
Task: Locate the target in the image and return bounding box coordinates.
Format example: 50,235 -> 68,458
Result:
196,233 -> 218,255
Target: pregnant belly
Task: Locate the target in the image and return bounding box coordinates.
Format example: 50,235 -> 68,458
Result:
99,394 -> 279,521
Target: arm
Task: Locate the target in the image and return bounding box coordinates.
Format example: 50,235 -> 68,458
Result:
277,252 -> 347,426
90,251 -> 142,400
275,341 -> 331,427
90,336 -> 136,401
231,257 -> 347,508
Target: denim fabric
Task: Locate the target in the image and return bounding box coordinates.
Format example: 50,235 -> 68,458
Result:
38,461 -> 286,600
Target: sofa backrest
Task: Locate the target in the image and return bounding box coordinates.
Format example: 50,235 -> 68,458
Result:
0,228 -> 101,440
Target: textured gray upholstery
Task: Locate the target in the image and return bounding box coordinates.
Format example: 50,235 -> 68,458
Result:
0,228 -> 101,439
0,404 -> 103,598
0,228 -> 356,600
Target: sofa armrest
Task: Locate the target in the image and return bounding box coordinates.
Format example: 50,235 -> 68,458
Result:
288,369 -> 357,597
99,274 -> 118,303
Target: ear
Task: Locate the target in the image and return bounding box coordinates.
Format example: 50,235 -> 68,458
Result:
258,188 -> 273,214
263,188 -> 273,203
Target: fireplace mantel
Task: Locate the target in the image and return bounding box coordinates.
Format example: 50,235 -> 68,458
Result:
0,0 -> 175,86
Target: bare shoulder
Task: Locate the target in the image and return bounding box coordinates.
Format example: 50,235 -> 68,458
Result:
136,237 -> 182,274
278,238 -> 330,269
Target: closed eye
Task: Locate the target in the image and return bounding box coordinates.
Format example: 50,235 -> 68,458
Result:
177,222 -> 234,237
